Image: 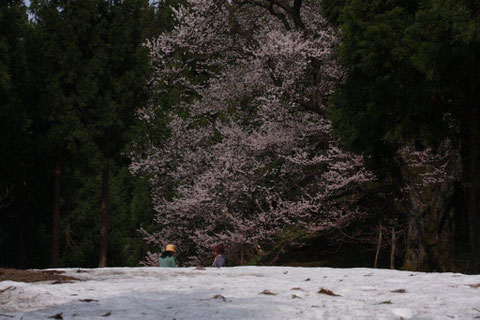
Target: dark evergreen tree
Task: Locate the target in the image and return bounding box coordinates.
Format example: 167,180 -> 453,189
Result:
0,0 -> 48,268
29,0 -> 101,267
90,0 -> 153,267
326,0 -> 480,270
23,0 -> 158,267
0,0 -> 179,269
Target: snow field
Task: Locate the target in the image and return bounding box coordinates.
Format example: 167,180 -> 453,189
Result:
1,267 -> 479,319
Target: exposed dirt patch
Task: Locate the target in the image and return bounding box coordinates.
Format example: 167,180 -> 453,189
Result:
317,287 -> 341,296
290,287 -> 303,291
0,268 -> 79,283
259,289 -> 277,296
391,289 -> 407,293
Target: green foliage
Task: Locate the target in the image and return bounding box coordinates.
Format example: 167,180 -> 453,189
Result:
108,168 -> 156,266
58,167 -> 156,267
327,0 -> 480,270
0,0 -> 31,188
329,0 -> 480,173
328,0 -> 419,177
321,0 -> 346,25
0,0 -> 178,268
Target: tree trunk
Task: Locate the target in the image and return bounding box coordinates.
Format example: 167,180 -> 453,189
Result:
374,224 -> 382,268
403,160 -> 460,271
19,215 -> 30,268
50,160 -> 61,267
240,242 -> 244,266
390,227 -> 396,269
99,160 -> 109,267
466,104 -> 480,268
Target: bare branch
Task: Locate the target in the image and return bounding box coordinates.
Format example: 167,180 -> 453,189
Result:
290,0 -> 305,30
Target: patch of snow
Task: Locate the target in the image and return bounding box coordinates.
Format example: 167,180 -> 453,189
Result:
391,307 -> 414,319
0,267 -> 479,319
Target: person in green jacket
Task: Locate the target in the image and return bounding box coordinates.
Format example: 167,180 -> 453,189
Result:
159,244 -> 176,267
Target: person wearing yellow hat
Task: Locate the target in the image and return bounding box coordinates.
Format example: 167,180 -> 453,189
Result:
159,244 -> 176,267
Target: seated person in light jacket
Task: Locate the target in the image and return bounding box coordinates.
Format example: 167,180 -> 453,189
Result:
212,244 -> 226,267
159,244 -> 176,267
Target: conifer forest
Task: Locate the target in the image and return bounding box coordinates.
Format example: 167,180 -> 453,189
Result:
1,0 -> 479,273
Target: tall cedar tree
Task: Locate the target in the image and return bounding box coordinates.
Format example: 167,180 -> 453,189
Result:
93,0 -> 152,267
326,0 -> 480,269
29,0 -> 152,267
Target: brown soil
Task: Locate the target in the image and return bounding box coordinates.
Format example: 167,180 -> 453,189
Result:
317,287 -> 341,296
0,268 -> 79,283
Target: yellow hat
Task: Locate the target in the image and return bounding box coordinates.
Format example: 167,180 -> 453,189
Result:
165,244 -> 176,252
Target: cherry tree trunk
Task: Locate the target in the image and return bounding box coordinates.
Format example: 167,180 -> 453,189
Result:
50,160 -> 61,267
99,160 -> 109,268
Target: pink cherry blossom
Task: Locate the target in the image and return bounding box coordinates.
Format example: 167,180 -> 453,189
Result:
133,0 -> 374,265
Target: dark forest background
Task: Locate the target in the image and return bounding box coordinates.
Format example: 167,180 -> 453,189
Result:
1,0 -> 479,273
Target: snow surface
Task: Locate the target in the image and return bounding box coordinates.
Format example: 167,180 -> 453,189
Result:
1,267 -> 479,319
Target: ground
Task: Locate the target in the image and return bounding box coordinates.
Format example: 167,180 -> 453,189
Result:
1,267 -> 479,319
0,268 -> 79,283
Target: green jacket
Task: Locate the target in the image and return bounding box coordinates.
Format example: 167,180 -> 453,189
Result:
159,255 -> 176,267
